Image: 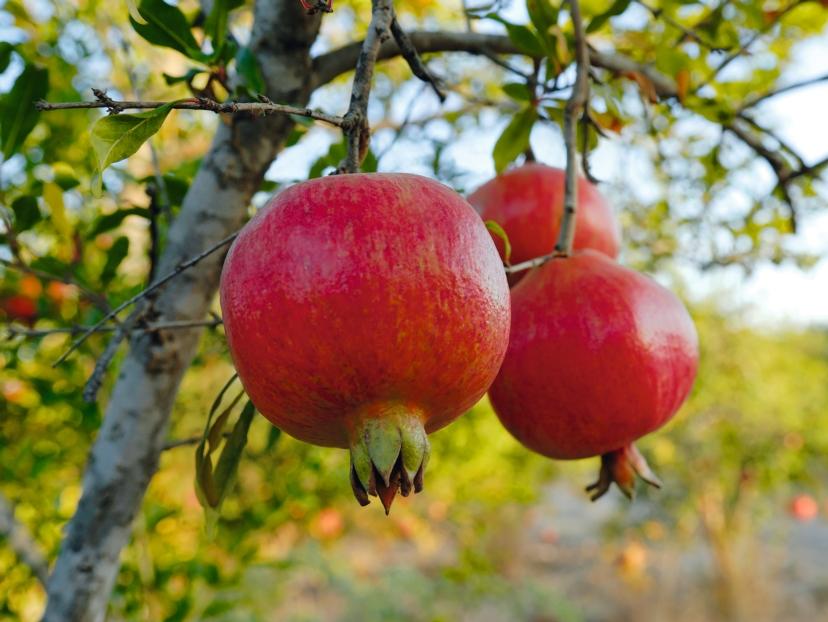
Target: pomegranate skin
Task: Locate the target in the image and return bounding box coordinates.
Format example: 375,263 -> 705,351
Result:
489,250 -> 698,462
220,173 -> 510,509
468,164 -> 621,283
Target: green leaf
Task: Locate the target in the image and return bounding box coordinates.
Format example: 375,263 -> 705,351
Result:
485,220 -> 512,265
486,14 -> 545,56
11,196 -> 40,231
100,236 -> 129,285
492,106 -> 536,173
207,391 -> 244,455
205,0 -> 244,58
87,207 -> 151,239
502,82 -> 533,102
212,400 -> 256,505
130,0 -> 207,62
505,24 -> 545,56
234,46 -> 265,95
0,63 -> 48,158
194,374 -> 238,510
90,102 -> 176,189
0,43 -> 14,73
587,0 -> 632,33
527,0 -> 558,33
162,68 -> 204,86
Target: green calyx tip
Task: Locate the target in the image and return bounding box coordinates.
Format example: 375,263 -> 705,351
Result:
349,407 -> 430,514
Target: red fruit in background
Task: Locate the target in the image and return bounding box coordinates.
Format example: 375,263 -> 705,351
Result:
220,173 -> 511,513
468,164 -> 621,285
489,250 -> 698,500
2,294 -> 38,325
789,494 -> 819,522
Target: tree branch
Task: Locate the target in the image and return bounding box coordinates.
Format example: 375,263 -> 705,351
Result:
390,15 -> 446,101
339,0 -> 394,173
740,72 -> 828,110
5,318 -> 223,339
41,2 -> 323,619
36,97 -> 344,127
51,232 -> 238,367
555,0 -> 590,257
0,493 -> 49,586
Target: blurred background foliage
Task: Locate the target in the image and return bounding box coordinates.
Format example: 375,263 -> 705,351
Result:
2,0 -> 828,620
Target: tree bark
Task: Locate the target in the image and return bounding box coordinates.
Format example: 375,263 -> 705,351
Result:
41,2 -> 321,620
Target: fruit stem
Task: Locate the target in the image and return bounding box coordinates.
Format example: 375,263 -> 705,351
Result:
585,443 -> 662,501
348,405 -> 430,514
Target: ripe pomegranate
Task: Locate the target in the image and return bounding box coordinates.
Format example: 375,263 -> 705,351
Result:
468,163 -> 621,285
2,294 -> 38,324
788,494 -> 819,522
489,250 -> 698,500
220,173 -> 510,513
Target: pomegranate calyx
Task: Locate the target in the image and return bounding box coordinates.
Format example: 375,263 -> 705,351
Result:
349,408 -> 430,515
586,444 -> 662,502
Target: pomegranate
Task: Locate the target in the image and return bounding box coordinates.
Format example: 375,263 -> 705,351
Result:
489,250 -> 698,500
220,173 -> 510,512
468,163 -> 621,285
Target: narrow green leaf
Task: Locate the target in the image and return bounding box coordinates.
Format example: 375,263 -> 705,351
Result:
502,82 -> 533,102
100,236 -> 129,285
87,207 -> 152,239
527,0 -> 558,33
587,0 -> 632,33
0,64 -> 49,158
492,106 -> 536,173
234,47 -> 265,95
162,68 -> 204,86
212,400 -> 256,506
485,220 -> 513,265
0,43 -> 14,73
11,196 -> 40,231
130,0 -> 207,61
505,24 -> 545,56
90,102 -> 176,186
207,390 -> 245,455
205,0 -> 244,57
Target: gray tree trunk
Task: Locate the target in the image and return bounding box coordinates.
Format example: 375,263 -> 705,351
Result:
41,2 -> 321,620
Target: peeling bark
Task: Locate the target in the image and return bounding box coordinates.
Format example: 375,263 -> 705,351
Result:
41,2 -> 321,620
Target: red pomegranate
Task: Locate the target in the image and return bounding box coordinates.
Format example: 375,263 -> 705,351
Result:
220,173 -> 511,512
2,294 -> 38,325
489,250 -> 698,500
468,163 -> 621,285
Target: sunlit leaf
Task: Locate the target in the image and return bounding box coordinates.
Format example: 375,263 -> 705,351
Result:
90,102 -> 176,190
129,0 -> 208,62
493,106 -> 536,173
485,220 -> 513,265
0,63 -> 48,158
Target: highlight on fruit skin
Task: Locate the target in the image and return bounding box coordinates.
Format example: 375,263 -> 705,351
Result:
468,163 -> 621,285
488,250 -> 699,501
219,173 -> 511,513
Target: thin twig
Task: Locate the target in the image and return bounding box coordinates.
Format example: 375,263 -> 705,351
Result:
5,318 -> 224,339
740,72 -> 828,110
554,0 -> 590,256
83,309 -> 143,403
390,15 -> 446,101
36,96 -> 344,127
52,232 -> 239,367
0,493 -> 49,586
339,0 -> 395,173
